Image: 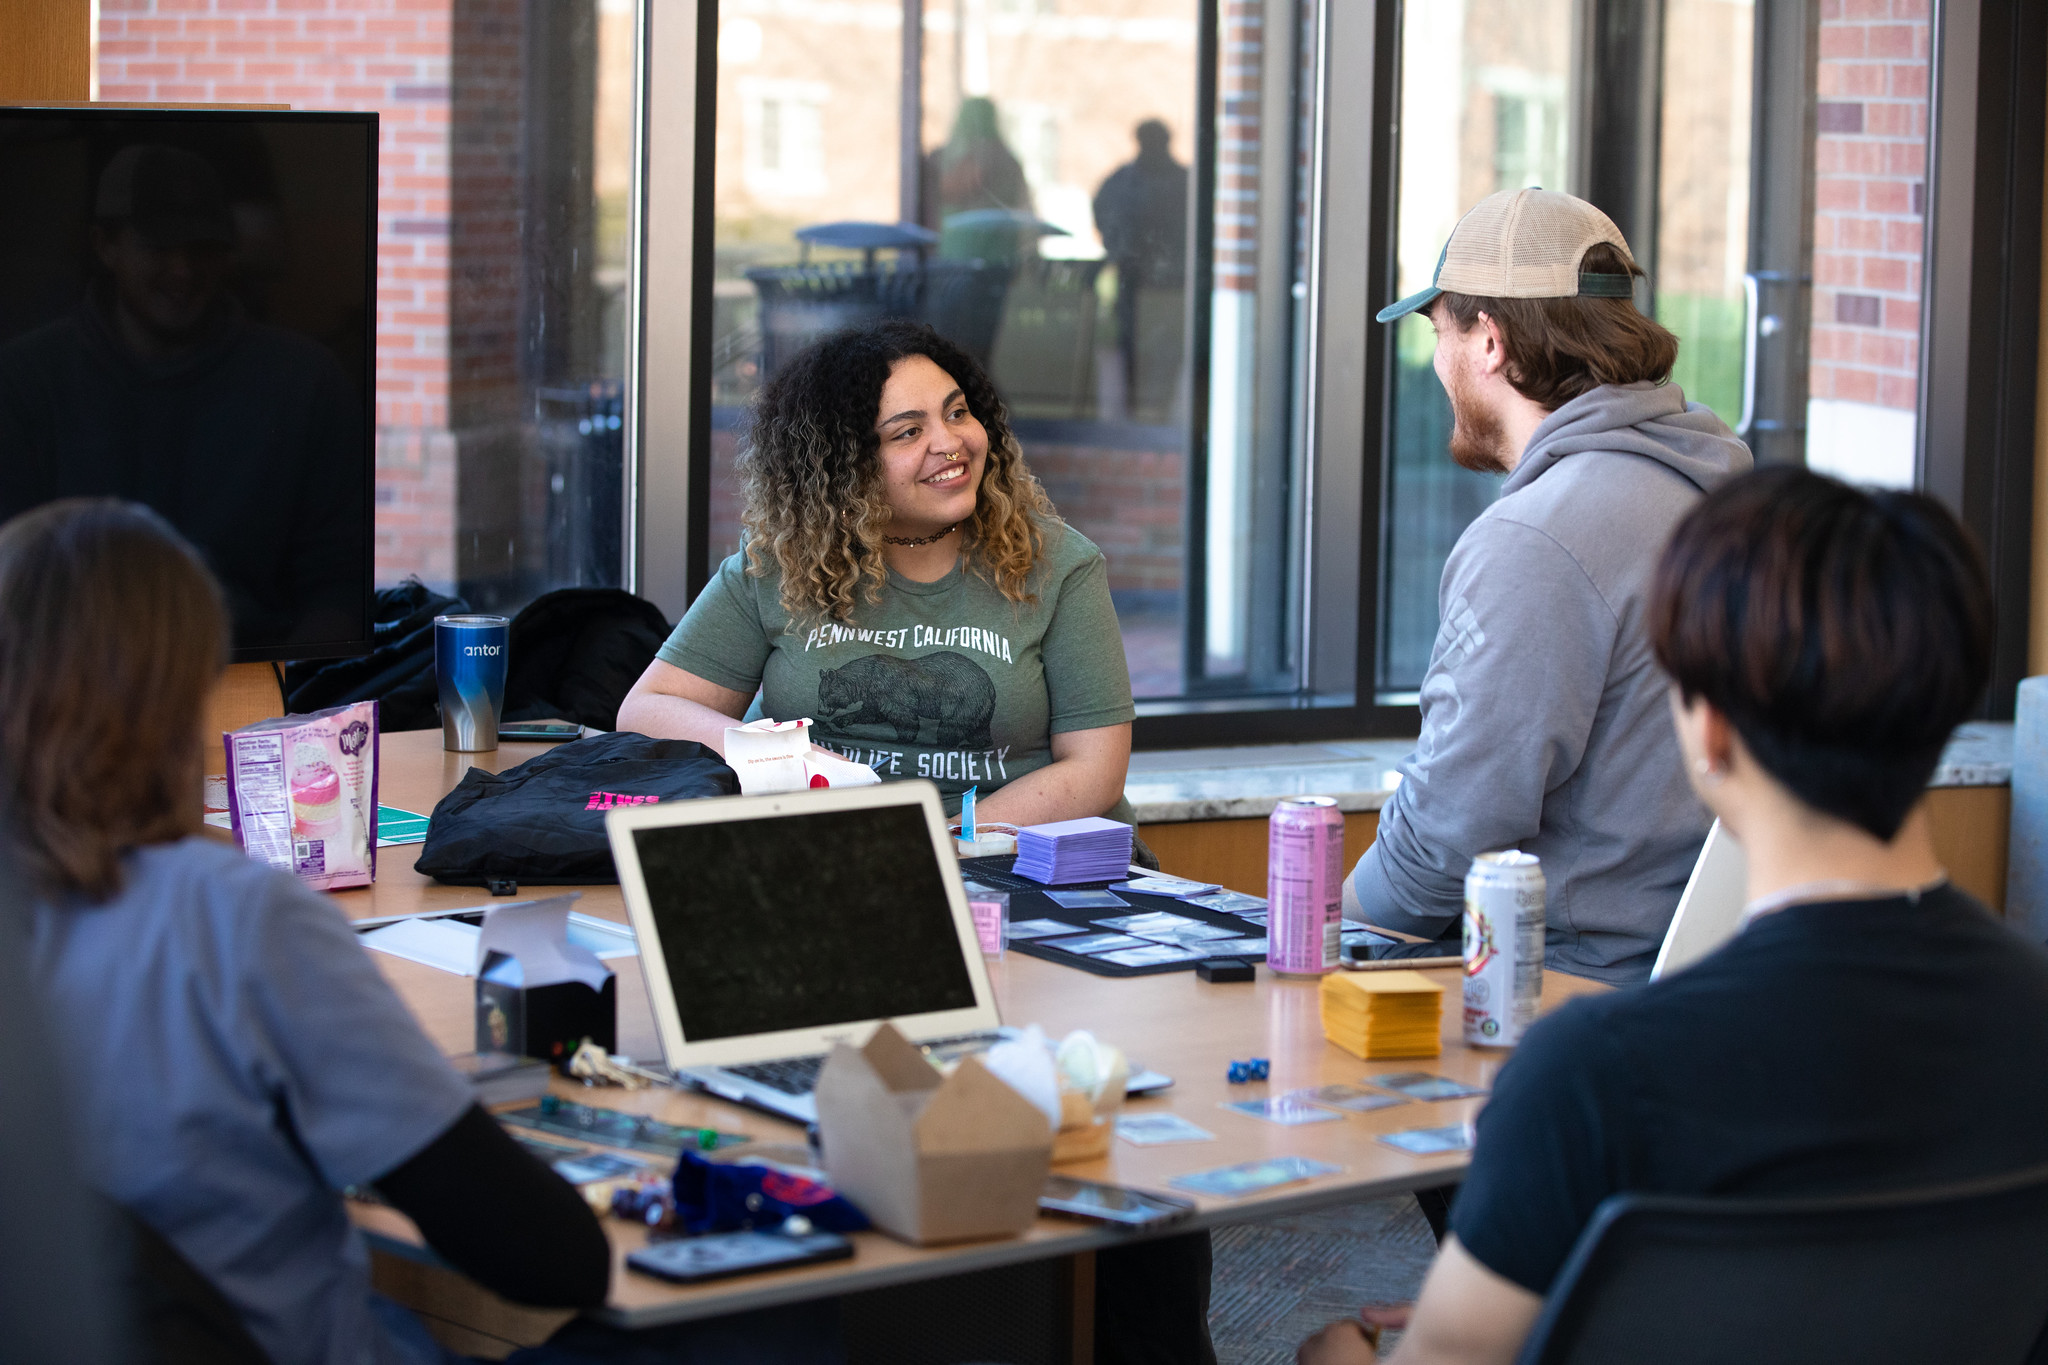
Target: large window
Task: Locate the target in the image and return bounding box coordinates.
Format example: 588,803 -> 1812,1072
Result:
704,1 -> 1320,705
1378,0 -> 1576,700
685,0 -> 1778,735
97,0 -> 641,616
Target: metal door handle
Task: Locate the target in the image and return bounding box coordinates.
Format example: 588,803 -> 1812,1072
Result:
1736,272 -> 1760,439
1735,271 -> 1799,441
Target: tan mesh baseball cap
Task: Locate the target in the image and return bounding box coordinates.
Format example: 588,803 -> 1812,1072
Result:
1377,188 -> 1638,323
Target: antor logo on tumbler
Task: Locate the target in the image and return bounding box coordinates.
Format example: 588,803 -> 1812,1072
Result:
434,614 -> 509,752
1463,851 -> 1544,1046
1268,796 -> 1344,977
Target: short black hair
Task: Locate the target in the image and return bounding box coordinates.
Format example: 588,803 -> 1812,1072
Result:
1649,466 -> 1993,840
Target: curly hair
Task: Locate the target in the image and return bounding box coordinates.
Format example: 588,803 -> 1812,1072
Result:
738,319 -> 1057,623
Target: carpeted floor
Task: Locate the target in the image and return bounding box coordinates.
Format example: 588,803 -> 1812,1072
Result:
1208,1196 -> 1439,1365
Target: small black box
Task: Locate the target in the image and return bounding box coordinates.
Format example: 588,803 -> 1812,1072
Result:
1196,958 -> 1256,983
476,951 -> 616,1062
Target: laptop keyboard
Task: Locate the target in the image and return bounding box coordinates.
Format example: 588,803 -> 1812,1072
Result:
726,1056 -> 825,1094
724,1032 -> 1005,1095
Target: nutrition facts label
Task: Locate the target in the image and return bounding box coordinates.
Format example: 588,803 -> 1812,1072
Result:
228,732 -> 294,870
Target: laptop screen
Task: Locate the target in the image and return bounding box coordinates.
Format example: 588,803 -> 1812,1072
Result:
630,803 -> 978,1043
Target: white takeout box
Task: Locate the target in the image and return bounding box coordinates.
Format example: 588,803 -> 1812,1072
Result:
722,717 -> 880,795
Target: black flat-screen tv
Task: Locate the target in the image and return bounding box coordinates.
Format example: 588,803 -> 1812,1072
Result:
0,107 -> 377,663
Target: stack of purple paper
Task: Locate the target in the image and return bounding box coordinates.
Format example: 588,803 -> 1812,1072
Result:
1012,816 -> 1135,885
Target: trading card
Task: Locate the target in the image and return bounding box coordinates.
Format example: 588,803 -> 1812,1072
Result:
1342,928 -> 1398,949
1181,890 -> 1269,914
1112,876 -> 1222,897
1115,1113 -> 1217,1145
1341,919 -> 1373,931
1189,936 -> 1267,956
1220,1096 -> 1348,1126
1170,1156 -> 1343,1198
1037,932 -> 1151,956
1377,1125 -> 1475,1156
1134,921 -> 1242,945
1234,911 -> 1269,926
1284,1084 -> 1406,1113
1006,918 -> 1080,940
1368,1073 -> 1491,1101
1047,890 -> 1132,910
1092,911 -> 1198,935
1099,943 -> 1208,967
551,1150 -> 651,1184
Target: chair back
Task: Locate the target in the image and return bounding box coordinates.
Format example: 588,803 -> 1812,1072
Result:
1516,1163 -> 2048,1365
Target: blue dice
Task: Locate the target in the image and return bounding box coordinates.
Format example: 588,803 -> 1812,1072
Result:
1227,1057 -> 1271,1084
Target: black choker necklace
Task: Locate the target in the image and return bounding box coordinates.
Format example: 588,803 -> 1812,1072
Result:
883,522 -> 960,547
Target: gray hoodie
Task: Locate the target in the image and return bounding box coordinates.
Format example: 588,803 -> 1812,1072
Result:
1351,381 -> 1753,983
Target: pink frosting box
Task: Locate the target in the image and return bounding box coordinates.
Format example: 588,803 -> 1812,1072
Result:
224,700 -> 381,891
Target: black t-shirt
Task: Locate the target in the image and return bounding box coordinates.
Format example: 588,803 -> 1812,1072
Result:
1453,885 -> 2048,1294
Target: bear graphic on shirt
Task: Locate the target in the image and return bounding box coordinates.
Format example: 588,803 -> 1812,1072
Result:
818,650 -> 997,749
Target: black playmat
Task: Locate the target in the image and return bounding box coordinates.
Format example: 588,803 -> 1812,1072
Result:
960,855 -> 1266,978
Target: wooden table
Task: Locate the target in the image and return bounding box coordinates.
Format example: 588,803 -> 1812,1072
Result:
344,731 -> 1605,1353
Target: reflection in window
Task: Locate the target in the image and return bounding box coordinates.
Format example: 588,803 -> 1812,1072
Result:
1657,0 -> 1754,428
744,82 -> 830,196
709,2 -> 1252,703
1483,70 -> 1566,193
1379,0 -> 1574,698
95,0 -> 639,617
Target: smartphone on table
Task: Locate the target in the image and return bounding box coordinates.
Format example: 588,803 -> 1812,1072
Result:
626,1230 -> 854,1284
498,720 -> 583,742
1038,1176 -> 1196,1229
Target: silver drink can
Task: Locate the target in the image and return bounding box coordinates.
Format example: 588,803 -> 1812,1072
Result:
1463,851 -> 1544,1047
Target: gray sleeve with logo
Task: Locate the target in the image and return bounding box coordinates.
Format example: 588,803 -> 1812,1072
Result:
654,551 -> 773,693
1351,516 -> 1619,938
1040,546 -> 1138,733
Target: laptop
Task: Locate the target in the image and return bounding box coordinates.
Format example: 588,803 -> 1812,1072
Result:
606,779 -> 1004,1124
1648,819 -> 1751,981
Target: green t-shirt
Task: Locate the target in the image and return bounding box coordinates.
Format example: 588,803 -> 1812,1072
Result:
657,522 -> 1137,818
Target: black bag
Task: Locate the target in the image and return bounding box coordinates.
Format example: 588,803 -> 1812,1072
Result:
283,578 -> 466,731
503,587 -> 673,732
413,731 -> 739,885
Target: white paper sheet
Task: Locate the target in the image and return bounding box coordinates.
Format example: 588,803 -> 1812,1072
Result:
359,905 -> 638,977
477,894 -> 612,991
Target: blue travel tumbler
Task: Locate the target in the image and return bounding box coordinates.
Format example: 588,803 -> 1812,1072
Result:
435,614 -> 510,752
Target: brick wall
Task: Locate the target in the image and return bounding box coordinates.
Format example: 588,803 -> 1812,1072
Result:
99,0 -> 465,591
1030,443 -> 1184,597
1806,0 -> 1929,487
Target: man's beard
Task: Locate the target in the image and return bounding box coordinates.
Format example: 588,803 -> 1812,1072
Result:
1445,364 -> 1513,475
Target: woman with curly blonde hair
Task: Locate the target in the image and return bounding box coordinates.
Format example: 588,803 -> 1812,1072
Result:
621,319 -> 1139,828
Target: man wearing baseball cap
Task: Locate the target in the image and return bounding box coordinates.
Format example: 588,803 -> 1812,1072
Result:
1348,188 -> 1751,982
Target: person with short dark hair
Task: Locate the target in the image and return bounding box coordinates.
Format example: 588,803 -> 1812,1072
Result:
1349,188 -> 1753,984
1299,467 -> 2048,1365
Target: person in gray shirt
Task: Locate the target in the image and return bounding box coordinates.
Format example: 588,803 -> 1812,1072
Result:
1,500 -> 834,1365
1352,189 -> 1752,985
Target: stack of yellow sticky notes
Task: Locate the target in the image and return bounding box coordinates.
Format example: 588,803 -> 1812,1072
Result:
1319,970 -> 1444,1060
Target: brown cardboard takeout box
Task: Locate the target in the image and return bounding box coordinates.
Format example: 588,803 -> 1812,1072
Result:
815,1022 -> 1054,1245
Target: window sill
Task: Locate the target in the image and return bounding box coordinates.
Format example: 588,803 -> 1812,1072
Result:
1123,722 -> 2013,825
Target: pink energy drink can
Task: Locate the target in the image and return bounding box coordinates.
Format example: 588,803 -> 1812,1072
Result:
1267,796 -> 1345,977
1463,851 -> 1545,1047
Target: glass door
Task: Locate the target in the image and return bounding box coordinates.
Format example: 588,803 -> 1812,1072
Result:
1377,0 -> 1798,705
